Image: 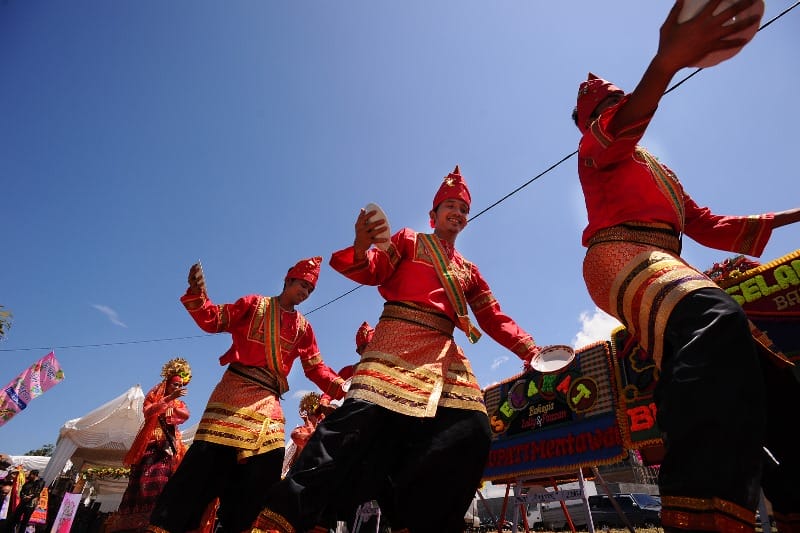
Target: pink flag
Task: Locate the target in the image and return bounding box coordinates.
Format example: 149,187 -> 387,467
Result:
0,351 -> 65,427
52,492 -> 82,533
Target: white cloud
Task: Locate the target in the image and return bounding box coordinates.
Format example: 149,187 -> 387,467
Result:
491,355 -> 509,371
91,304 -> 128,328
572,307 -> 621,349
291,389 -> 311,401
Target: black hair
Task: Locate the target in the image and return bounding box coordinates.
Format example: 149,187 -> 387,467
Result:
571,106 -> 579,126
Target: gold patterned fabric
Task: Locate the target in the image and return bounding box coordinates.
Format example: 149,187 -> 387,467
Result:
583,240 -> 718,367
251,508 -> 295,533
346,301 -> 486,417
660,495 -> 756,532
586,222 -> 681,254
773,510 -> 800,533
195,366 -> 285,460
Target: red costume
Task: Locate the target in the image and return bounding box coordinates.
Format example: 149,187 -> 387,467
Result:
329,226 -> 537,416
578,76 -> 772,253
575,73 -> 799,532
179,257 -> 344,457
282,392 -> 326,478
148,257 -> 345,533
108,361 -> 191,533
253,167 -> 541,533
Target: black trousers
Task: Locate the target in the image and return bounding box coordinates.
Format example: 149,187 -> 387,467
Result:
4,504 -> 36,533
264,399 -> 491,533
657,288 -> 766,510
149,440 -> 283,533
758,340 -> 800,520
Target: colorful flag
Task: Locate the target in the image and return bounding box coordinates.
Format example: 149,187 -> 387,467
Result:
28,487 -> 49,525
0,351 -> 65,427
52,492 -> 82,533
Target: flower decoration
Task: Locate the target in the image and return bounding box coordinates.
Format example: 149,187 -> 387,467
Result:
704,255 -> 761,282
81,467 -> 131,481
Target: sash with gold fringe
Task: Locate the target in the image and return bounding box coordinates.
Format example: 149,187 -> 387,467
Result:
262,296 -> 289,394
419,233 -> 481,343
637,148 -> 685,232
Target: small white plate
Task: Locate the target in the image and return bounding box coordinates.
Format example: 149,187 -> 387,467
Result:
678,0 -> 765,68
530,344 -> 575,373
364,202 -> 391,251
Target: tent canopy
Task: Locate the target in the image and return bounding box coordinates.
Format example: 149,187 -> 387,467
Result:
39,385 -> 200,512
42,385 -> 145,485
3,455 -> 51,472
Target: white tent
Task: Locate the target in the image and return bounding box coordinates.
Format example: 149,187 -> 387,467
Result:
40,386 -> 200,512
42,385 -> 145,511
43,385 -> 146,485
4,455 -> 51,472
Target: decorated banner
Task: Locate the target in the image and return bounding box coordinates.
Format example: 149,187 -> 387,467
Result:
611,249 -> 800,463
29,487 -> 49,525
610,326 -> 662,462
482,341 -> 627,482
52,492 -> 82,533
0,351 -> 65,427
714,249 -> 800,361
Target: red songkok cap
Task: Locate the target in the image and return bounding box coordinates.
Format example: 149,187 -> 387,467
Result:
575,73 -> 624,133
169,375 -> 184,385
355,321 -> 375,355
432,165 -> 471,211
285,256 -> 322,288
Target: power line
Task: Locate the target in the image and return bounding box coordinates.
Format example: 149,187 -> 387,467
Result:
0,335 -> 214,352
3,3 -> 796,354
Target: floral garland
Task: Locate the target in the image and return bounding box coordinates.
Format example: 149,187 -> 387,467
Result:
704,254 -> 761,282
81,467 -> 130,481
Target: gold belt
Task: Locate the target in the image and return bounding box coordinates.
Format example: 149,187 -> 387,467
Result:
381,301 -> 455,336
587,223 -> 681,254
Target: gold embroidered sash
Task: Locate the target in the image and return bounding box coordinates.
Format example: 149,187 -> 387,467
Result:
637,148 -> 685,233
419,233 -> 481,343
263,297 -> 289,394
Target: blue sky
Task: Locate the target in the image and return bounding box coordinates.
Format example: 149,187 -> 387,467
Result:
2,1 -> 798,456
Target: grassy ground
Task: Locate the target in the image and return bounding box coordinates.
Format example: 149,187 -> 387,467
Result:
492,528 -> 776,533
489,529 -> 664,533
532,529 -> 662,533
468,527 -> 664,533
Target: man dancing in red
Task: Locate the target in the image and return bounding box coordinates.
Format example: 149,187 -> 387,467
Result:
253,166 -> 542,533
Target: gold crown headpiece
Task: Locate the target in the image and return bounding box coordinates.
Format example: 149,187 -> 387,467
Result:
298,392 -> 321,417
161,357 -> 192,385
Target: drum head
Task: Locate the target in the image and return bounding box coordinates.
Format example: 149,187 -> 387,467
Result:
364,202 -> 391,251
678,0 -> 765,68
530,344 -> 575,373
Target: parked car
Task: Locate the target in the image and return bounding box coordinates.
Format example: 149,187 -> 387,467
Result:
588,493 -> 661,529
537,492 -> 660,530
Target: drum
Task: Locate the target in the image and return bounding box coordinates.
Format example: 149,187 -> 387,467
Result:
678,0 -> 765,67
364,202 -> 391,250
530,344 -> 575,373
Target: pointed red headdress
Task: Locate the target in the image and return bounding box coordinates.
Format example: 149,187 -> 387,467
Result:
355,321 -> 375,355
575,73 -> 624,133
286,256 -> 322,288
432,165 -> 472,212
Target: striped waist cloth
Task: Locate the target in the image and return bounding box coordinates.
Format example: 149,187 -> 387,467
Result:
587,223 -> 682,254
381,301 -> 455,336
227,363 -> 281,396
